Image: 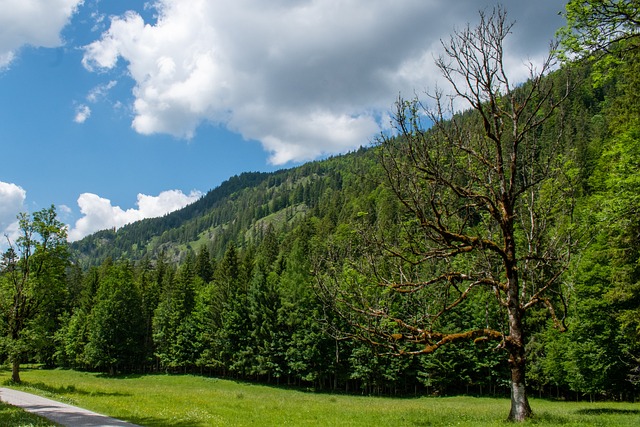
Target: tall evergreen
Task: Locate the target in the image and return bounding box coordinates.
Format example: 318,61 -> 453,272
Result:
84,262 -> 145,374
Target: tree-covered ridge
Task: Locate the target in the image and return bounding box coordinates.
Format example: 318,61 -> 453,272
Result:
70,153 -> 374,266
537,46 -> 640,399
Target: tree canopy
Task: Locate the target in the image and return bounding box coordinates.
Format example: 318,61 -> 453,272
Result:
559,0 -> 640,59
0,206 -> 69,382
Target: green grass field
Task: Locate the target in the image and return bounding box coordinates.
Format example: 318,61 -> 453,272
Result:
1,368 -> 639,426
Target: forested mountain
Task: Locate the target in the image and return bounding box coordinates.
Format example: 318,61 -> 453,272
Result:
2,7 -> 638,405
70,155 -> 367,266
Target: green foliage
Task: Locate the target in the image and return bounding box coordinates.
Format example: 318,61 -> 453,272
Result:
522,47 -> 640,400
558,0 -> 640,59
0,206 -> 69,381
195,245 -> 214,283
153,255 -> 200,371
558,1 -> 640,86
84,262 -> 146,373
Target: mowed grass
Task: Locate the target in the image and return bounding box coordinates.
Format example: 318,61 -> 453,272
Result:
0,401 -> 60,427
1,368 -> 639,426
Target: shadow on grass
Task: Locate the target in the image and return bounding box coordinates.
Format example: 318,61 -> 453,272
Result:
127,417 -> 206,427
4,379 -> 130,398
530,412 -> 571,425
576,408 -> 640,416
95,372 -> 145,380
0,402 -> 59,426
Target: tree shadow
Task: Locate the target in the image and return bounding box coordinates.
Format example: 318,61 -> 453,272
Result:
576,408 -> 640,416
0,401 -> 58,426
10,381 -> 130,398
521,411 -> 570,425
95,372 -> 144,380
127,417 -> 207,427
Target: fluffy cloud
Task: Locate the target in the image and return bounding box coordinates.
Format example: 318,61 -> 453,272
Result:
68,189 -> 203,241
0,181 -> 27,246
1,184 -> 202,246
0,0 -> 83,69
74,104 -> 91,123
82,0 -> 564,165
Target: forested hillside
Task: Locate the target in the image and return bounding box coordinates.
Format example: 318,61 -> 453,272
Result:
2,5 -> 638,405
70,157 -> 367,266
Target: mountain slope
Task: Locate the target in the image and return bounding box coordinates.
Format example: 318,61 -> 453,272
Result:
70,148 -> 375,266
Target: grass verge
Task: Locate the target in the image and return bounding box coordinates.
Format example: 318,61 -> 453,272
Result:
1,368 -> 639,426
0,400 -> 60,427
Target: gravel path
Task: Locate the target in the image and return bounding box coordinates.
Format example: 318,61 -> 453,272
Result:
0,388 -> 142,427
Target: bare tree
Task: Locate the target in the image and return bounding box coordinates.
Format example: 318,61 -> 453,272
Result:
319,8 -> 574,421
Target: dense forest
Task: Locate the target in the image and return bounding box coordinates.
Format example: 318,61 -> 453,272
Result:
1,1 -> 639,410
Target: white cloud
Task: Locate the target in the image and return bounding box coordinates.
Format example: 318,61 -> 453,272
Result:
87,80 -> 117,102
68,189 -> 202,241
0,181 -> 26,247
73,80 -> 117,123
74,104 -> 91,123
0,0 -> 83,69
58,204 -> 72,215
82,0 -> 565,164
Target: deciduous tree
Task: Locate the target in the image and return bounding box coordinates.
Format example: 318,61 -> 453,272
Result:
0,206 -> 68,382
558,0 -> 640,59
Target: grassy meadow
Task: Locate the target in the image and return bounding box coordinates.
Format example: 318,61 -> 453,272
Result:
1,368 -> 639,426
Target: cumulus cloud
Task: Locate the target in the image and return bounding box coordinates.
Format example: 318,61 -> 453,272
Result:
82,0 -> 564,164
0,0 -> 83,69
74,104 -> 91,123
0,181 -> 27,246
68,189 -> 203,241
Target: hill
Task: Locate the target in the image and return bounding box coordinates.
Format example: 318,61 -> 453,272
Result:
70,149 -> 374,266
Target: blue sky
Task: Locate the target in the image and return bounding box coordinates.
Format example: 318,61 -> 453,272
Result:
0,0 -> 566,246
